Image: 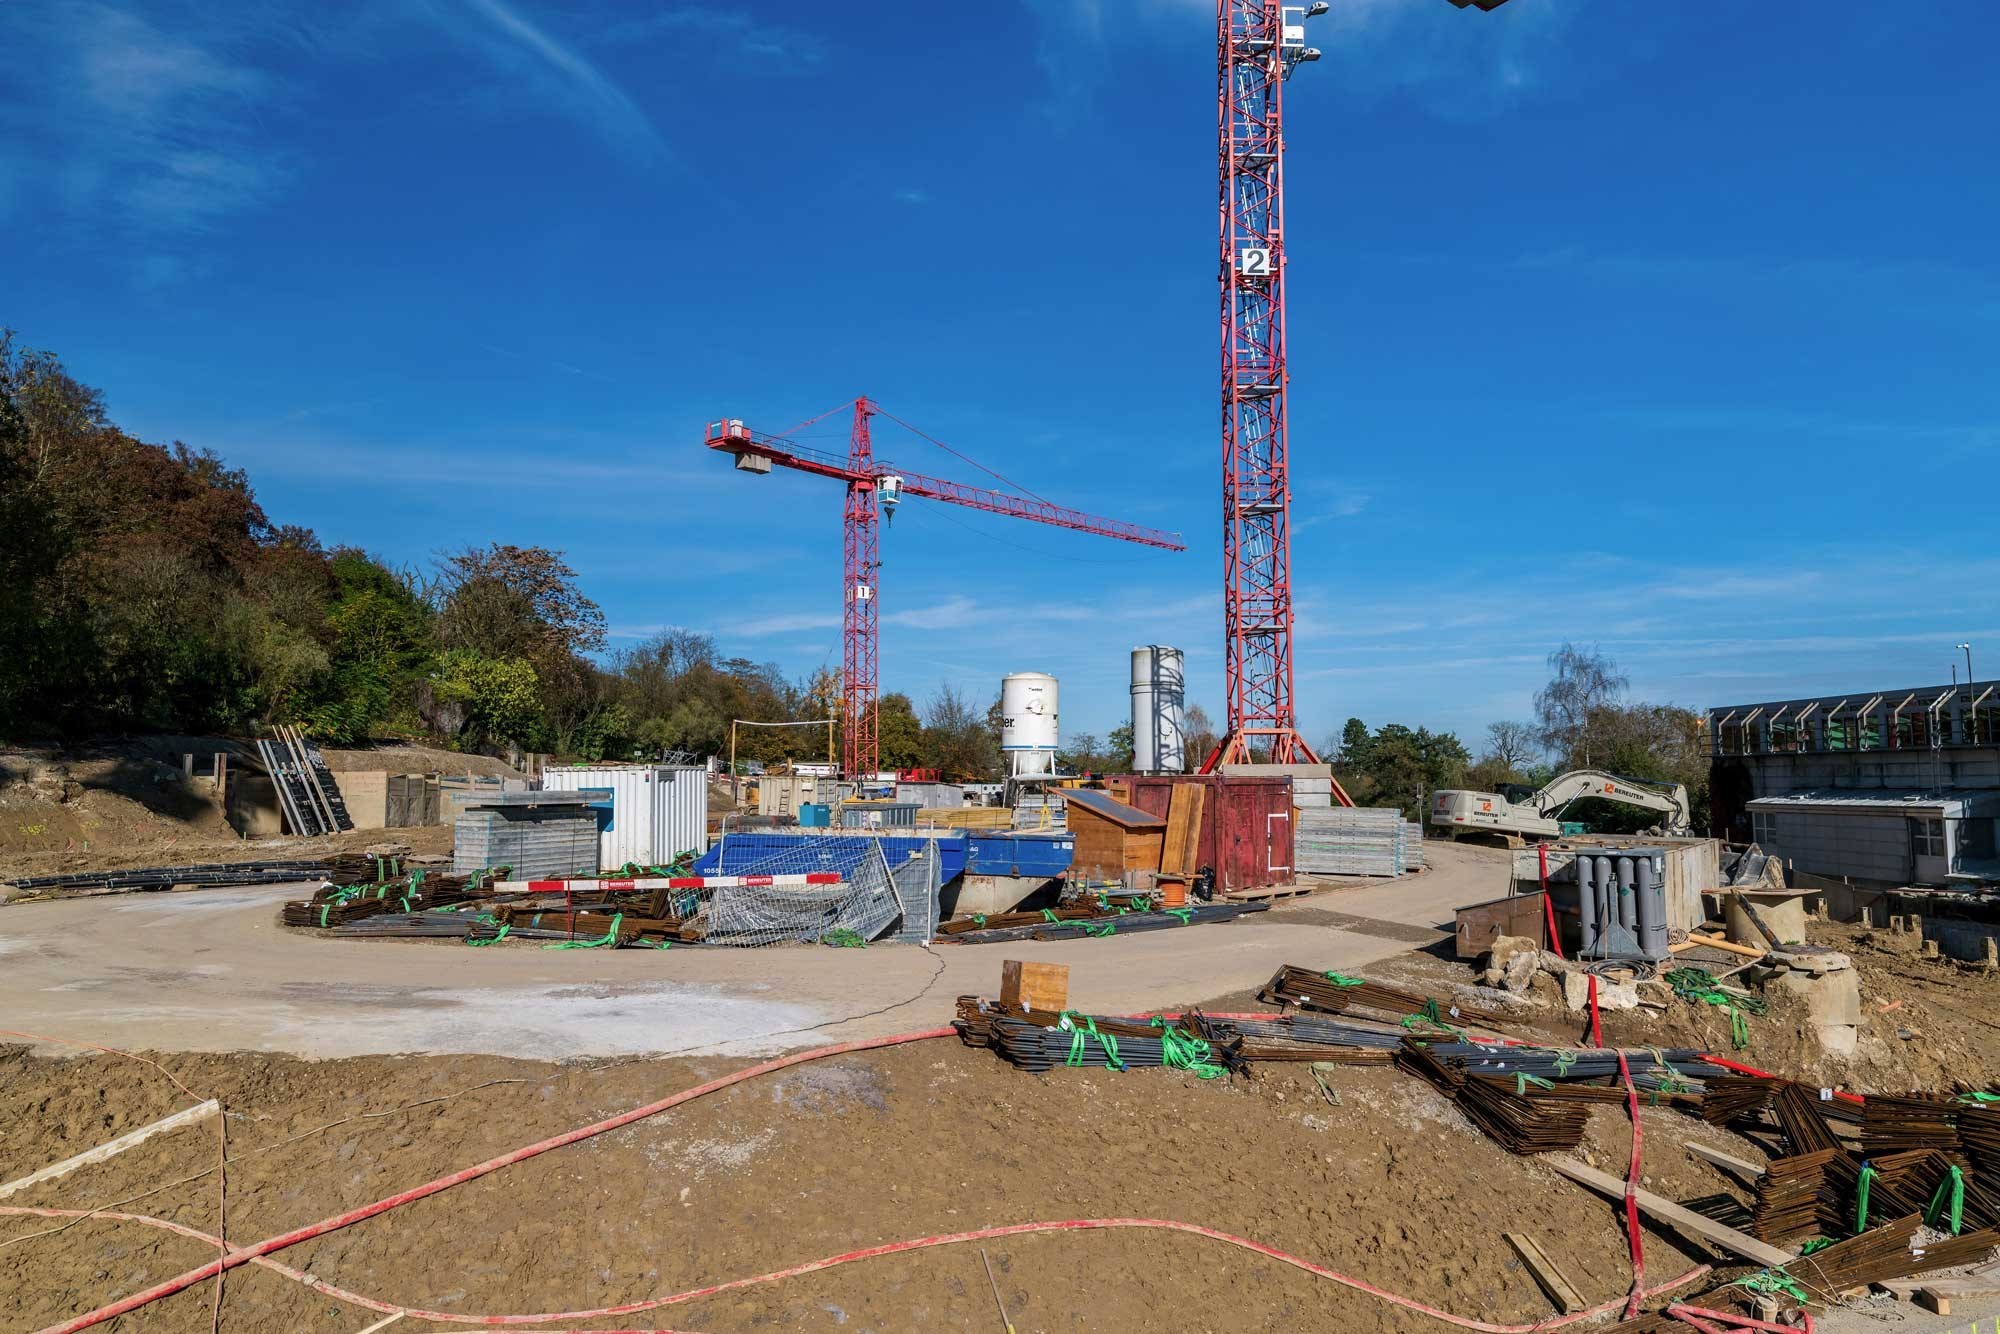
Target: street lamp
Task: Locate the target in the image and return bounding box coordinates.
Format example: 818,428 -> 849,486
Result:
1959,643 -> 1974,683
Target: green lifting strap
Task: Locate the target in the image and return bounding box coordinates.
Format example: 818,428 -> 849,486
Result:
1514,1072 -> 1555,1096
1552,1051 -> 1578,1079
1924,1165 -> 1966,1236
1151,1018 -> 1226,1080
544,913 -> 623,950
1323,972 -> 1366,987
1732,1267 -> 1811,1306
1855,1162 -> 1878,1234
1082,921 -> 1119,938
467,922 -> 510,947
1058,1012 -> 1124,1071
1163,908 -> 1193,926
1040,908 -> 1061,924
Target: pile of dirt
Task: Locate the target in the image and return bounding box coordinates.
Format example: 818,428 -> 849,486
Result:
318,743 -> 523,779
1345,916 -> 2000,1095
0,748 -> 237,867
0,1034 -> 1757,1333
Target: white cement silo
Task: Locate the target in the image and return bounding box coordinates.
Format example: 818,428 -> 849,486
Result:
1130,646 -> 1186,775
1000,672 -> 1059,778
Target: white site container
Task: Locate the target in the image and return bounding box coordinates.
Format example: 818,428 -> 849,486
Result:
539,765 -> 709,868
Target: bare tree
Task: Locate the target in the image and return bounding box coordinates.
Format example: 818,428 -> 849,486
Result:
1534,644 -> 1628,768
1484,720 -> 1539,774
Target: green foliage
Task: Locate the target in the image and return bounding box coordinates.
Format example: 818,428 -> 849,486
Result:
430,649 -> 543,748
1330,719 -> 1471,819
877,693 -> 925,770
1105,722 -> 1135,772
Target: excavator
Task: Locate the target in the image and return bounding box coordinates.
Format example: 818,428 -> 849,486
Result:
1429,770 -> 1691,843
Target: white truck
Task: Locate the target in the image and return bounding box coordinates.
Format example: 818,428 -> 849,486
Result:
1429,770 -> 1691,842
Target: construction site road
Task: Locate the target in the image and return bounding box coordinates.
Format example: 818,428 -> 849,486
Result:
0,841 -> 1508,1060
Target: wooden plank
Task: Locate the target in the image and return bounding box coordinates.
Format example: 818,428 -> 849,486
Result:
0,1099 -> 220,1201
1503,1232 -> 1586,1314
1686,1143 -> 1766,1186
1161,785 -> 1195,875
1542,1155 -> 1796,1267
1000,960 -> 1069,1015
1685,932 -> 1768,960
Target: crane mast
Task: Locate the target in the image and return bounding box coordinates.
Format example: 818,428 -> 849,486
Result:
1213,0 -> 1317,767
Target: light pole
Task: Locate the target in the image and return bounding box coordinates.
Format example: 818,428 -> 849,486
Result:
1959,643 -> 1974,684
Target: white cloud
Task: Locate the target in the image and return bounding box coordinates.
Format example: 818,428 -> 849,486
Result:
455,0 -> 666,161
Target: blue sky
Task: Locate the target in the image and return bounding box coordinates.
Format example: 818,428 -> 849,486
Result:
4,0 -> 1996,752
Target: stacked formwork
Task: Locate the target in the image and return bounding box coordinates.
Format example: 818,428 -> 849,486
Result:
1295,807 -> 1408,878
453,794 -> 600,879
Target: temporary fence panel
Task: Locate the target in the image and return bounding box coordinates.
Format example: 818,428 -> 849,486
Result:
540,764 -> 709,867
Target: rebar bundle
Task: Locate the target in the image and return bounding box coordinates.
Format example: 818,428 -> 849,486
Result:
1257,964 -> 1510,1028
1862,1092 -> 1961,1153
1397,1039 -> 1591,1154
1749,1150 -> 1840,1243
3,855 -> 373,894
941,900 -> 1268,944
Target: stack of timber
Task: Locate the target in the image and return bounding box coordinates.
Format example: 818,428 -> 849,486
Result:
1157,782 -> 1205,887
1294,806 -> 1407,878
1257,964 -> 1513,1029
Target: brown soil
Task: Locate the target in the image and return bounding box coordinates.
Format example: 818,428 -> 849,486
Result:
2,1026 -> 1770,1334
0,738 -> 486,882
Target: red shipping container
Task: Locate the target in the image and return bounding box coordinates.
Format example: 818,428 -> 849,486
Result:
1113,774 -> 1294,893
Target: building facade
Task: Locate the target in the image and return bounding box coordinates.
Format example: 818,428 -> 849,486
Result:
1709,680 -> 2000,888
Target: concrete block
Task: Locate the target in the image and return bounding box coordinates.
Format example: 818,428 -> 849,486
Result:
1564,972 -> 1639,1013
1481,935 -> 1540,993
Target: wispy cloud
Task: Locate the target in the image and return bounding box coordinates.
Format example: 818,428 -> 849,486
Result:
583,6 -> 831,66
454,0 -> 665,162
0,3 -> 281,247
893,186 -> 930,206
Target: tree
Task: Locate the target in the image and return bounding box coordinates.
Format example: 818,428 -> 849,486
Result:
1105,722 -> 1135,772
429,649 -> 542,748
1534,643 -> 1628,768
1329,718 -> 1471,819
1059,732 -> 1104,773
877,693 -> 924,770
922,683 -> 998,779
1182,703 -> 1218,768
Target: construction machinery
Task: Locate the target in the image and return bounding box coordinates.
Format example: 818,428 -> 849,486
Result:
706,402 -> 1182,780
1430,770 -> 1692,842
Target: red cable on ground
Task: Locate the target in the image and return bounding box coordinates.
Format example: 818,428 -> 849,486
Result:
1612,1046 -> 1646,1319
32,1027 -> 953,1334
1667,1305 -> 1813,1333
9,1203 -> 1713,1333
1587,974 -> 1604,1048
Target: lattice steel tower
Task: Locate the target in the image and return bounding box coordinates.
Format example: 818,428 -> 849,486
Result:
1212,0 -> 1327,767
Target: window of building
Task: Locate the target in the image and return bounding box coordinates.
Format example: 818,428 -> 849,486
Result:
1752,811 -> 1777,846
1912,818 -> 1945,857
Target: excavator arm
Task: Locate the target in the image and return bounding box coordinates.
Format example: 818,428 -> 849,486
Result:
1530,770 -> 1690,834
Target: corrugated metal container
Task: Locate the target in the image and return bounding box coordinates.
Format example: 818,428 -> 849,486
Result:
758,774 -> 827,817
539,765 -> 709,867
895,781 -> 964,809
841,802 -> 919,829
1115,774 -> 1295,892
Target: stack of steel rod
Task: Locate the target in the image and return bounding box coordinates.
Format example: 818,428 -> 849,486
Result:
4,855 -> 363,895
1716,1213 -> 2000,1312
938,898 -> 1152,935
1749,1149 -> 1840,1242
330,911 -> 480,939
1818,1149 -> 1935,1237
1187,1012 -> 1404,1064
1397,1038 -> 1590,1154
1770,1081 -> 1846,1155
1256,964 -> 1511,1028
976,1013 -> 1243,1076
1701,1075 -> 1779,1127
1862,1092 -> 1962,1153
941,900 -> 1267,944
1962,1104 -> 2000,1175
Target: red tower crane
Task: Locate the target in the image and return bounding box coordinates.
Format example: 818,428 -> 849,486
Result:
1208,0 -> 1500,772
707,400 -> 1184,780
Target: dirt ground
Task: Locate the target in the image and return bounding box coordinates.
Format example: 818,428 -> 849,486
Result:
2,1023 -> 1773,1334
0,737 -> 497,882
